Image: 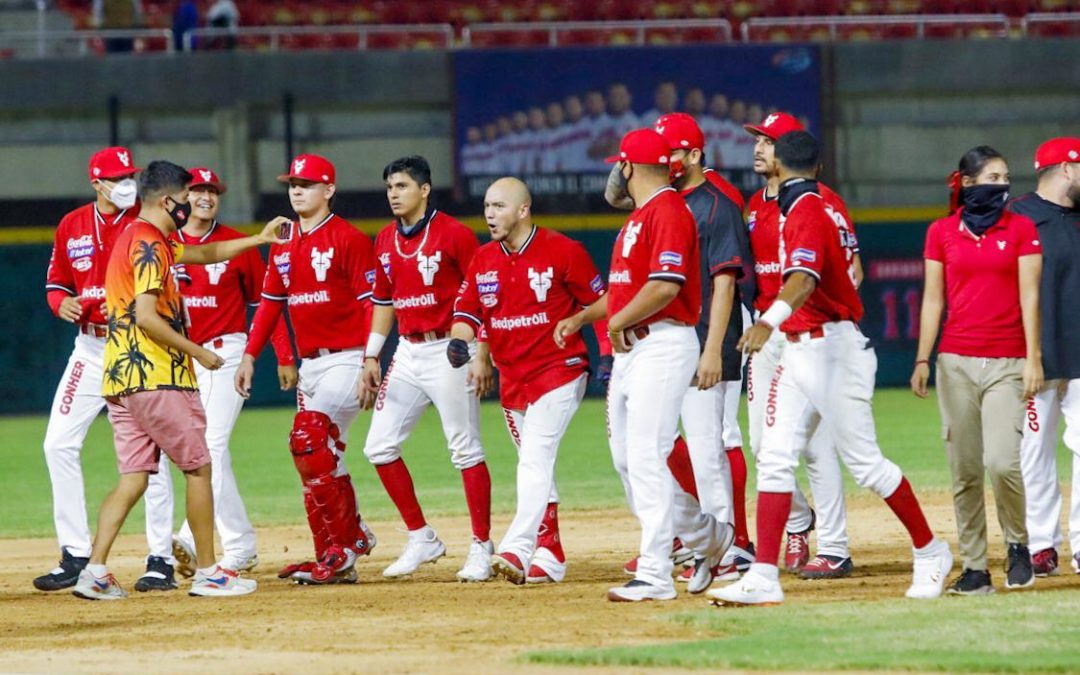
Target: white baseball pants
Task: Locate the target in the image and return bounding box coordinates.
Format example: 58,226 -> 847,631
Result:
680,385 -> 734,527
1021,378 -> 1080,554
43,333 -> 170,558
363,338 -> 484,471
297,349 -> 364,478
144,333 -> 257,565
608,322 -> 699,589
721,379 -> 744,449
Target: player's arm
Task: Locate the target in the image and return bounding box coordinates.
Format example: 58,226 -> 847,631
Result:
697,198 -> 747,389
178,217 -> 287,265
853,254 -> 865,288
607,280 -> 682,353
237,280 -> 286,398
46,223 -> 85,323
911,259 -> 944,398
244,248 -> 296,390
134,291 -> 223,371
1019,252 -> 1043,399
466,339 -> 494,398
359,303 -> 395,410
553,294 -> 607,349
697,271 -> 736,390
737,272 -> 816,355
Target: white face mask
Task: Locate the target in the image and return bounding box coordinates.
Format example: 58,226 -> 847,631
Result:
107,178 -> 138,210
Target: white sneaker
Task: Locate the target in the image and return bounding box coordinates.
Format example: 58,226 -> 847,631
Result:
527,546 -> 567,584
688,523 -> 735,594
706,569 -> 784,606
221,554 -> 259,574
383,526 -> 446,578
189,566 -> 257,597
456,539 -> 494,582
72,568 -> 127,601
906,538 -> 953,599
172,536 -> 197,578
607,579 -> 678,602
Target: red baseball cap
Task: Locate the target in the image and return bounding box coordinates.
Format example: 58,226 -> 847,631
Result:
277,154 -> 336,184
654,113 -> 705,151
743,112 -> 804,141
1034,137 -> 1080,171
605,128 -> 671,165
88,146 -> 141,181
188,167 -> 227,194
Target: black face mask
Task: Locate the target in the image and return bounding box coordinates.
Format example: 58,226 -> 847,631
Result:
960,184 -> 1009,236
167,197 -> 192,228
619,163 -> 635,208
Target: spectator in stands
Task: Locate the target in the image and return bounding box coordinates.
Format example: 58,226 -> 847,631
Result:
641,81 -> 678,124
207,0 -> 241,50
683,87 -> 706,118
726,100 -> 755,168
460,126 -> 487,177
541,102 -> 566,173
583,90 -> 612,171
92,0 -> 144,53
494,116 -> 514,174
911,145 -> 1041,595
562,95 -> 590,173
508,111 -> 530,174
172,0 -> 198,52
526,107 -> 549,174
482,123 -> 500,174
705,93 -> 734,169
591,82 -> 638,167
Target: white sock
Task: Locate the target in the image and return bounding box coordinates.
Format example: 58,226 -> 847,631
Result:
409,525 -> 435,541
748,562 -> 779,581
196,565 -> 219,576
86,563 -> 108,577
913,538 -> 940,557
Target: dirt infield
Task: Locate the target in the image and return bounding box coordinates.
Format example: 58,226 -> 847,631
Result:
1,492 -> 1069,674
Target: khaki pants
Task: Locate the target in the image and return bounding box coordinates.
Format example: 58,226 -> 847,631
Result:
936,353 -> 1028,571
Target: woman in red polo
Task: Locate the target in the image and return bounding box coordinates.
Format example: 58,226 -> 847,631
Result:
911,146 -> 1043,595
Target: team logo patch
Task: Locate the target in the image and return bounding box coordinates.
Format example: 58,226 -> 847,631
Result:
379,252 -> 391,277
528,266 -> 553,303
589,274 -> 604,294
658,251 -> 683,267
206,261 -> 228,285
311,247 -> 334,282
365,269 -> 376,284
790,248 -> 817,265
480,294 -> 498,308
417,251 -> 441,286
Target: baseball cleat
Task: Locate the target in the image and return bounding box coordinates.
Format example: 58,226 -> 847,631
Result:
189,566 -> 257,597
688,562 -> 741,582
607,579 -> 677,602
784,529 -> 811,573
293,566 -> 358,585
491,552 -> 526,585
1005,543 -> 1035,590
172,536 -> 197,578
382,526 -> 446,578
946,568 -> 994,596
34,547 -> 89,591
624,538 -> 694,576
706,570 -> 784,607
72,568 -> 127,601
528,546 -> 567,583
686,523 -> 735,594
358,518 -> 377,556
134,555 -> 178,592
525,565 -> 556,584
1031,548 -> 1059,577
906,538 -> 953,599
722,542 -> 755,573
456,539 -> 494,582
311,546 -> 359,583
800,555 -> 854,580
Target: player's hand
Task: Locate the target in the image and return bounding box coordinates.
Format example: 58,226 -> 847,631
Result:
359,357 -> 382,410
737,321 -> 773,355
256,216 -> 293,246
196,347 -> 225,371
553,314 -> 584,349
1023,358 -> 1044,401
594,354 -> 614,384
609,327 -> 630,354
910,362 -> 930,398
235,354 -> 256,398
58,295 -> 85,323
696,350 -> 722,390
277,363 -> 298,391
468,355 -> 494,399
447,338 -> 471,368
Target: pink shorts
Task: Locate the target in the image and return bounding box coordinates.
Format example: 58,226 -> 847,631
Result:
106,389 -> 211,474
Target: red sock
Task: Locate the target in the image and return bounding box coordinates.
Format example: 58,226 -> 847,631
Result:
726,446 -> 750,548
884,477 -> 934,549
537,502 -> 564,561
375,459 -> 426,531
666,436 -> 699,500
755,491 -> 793,567
461,462 -> 492,542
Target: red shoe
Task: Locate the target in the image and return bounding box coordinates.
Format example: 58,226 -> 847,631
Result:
277,560 -> 316,579
784,530 -> 811,573
1032,548 -> 1059,577
799,554 -> 854,580
526,565 -> 555,584
492,552 -> 526,585
624,537 -> 693,576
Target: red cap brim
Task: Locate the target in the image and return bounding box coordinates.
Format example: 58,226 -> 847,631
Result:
189,181 -> 227,195
604,154 -> 624,163
96,166 -> 142,179
743,123 -> 770,138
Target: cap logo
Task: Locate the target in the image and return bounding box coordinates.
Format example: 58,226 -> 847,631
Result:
322,174 -> 330,181
199,170 -> 213,182
659,156 -> 668,163
763,113 -> 779,128
93,167 -> 101,176
1070,150 -> 1079,160
655,124 -> 666,134
117,151 -> 130,167
293,158 -> 306,174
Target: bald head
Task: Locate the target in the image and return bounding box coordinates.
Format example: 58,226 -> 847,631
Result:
484,177 -> 534,248
487,177 -> 531,210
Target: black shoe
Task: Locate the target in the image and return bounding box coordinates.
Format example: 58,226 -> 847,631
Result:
33,547 -> 89,591
946,568 -> 994,595
134,556 -> 178,592
1006,543 -> 1035,590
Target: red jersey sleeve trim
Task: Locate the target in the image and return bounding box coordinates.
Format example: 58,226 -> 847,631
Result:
371,296 -> 393,306
453,310 -> 483,327
649,272 -> 687,283
261,292 -> 287,302
46,283 -> 76,294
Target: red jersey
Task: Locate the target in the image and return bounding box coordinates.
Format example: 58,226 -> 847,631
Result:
173,221 -> 294,364
607,187 -> 701,327
247,213 -> 374,359
777,181 -> 862,333
45,202 -> 141,326
454,226 -> 605,406
747,181 -> 855,313
924,210 -> 1041,358
372,210 -> 478,337
704,168 -> 746,212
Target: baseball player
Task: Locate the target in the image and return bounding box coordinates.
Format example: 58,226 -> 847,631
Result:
558,128 -> 704,602
36,147 -> 174,593
73,160 -> 280,599
1010,137 -> 1080,576
742,112 -> 855,578
359,155 -> 493,582
450,177 -> 603,585
708,131 -> 952,607
237,154 -> 376,585
143,167 -> 297,578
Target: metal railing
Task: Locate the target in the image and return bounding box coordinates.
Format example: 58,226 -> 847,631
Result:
181,23 -> 455,52
0,27 -> 174,58
741,14 -> 1012,42
461,19 -> 734,47
1021,12 -> 1080,36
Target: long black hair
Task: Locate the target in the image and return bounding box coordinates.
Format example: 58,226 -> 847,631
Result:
948,145 -> 1005,213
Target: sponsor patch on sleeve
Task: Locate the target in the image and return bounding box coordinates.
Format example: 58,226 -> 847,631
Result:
790,248 -> 817,265
658,251 -> 683,266
365,270 -> 376,284
589,274 -> 604,293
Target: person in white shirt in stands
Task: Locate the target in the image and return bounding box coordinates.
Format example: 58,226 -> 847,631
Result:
508,111 -> 531,175
705,94 -> 736,170
604,83 -> 639,144
525,107 -> 548,175
561,95 -> 591,173
641,81 -> 679,126
481,123 -> 501,175
726,100 -> 756,169
493,116 -> 514,175
540,102 -> 566,174
460,127 -> 489,177
583,90 -> 614,172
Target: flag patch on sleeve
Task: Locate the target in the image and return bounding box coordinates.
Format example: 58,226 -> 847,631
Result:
589,274 -> 604,293
658,251 -> 683,266
790,248 -> 817,265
